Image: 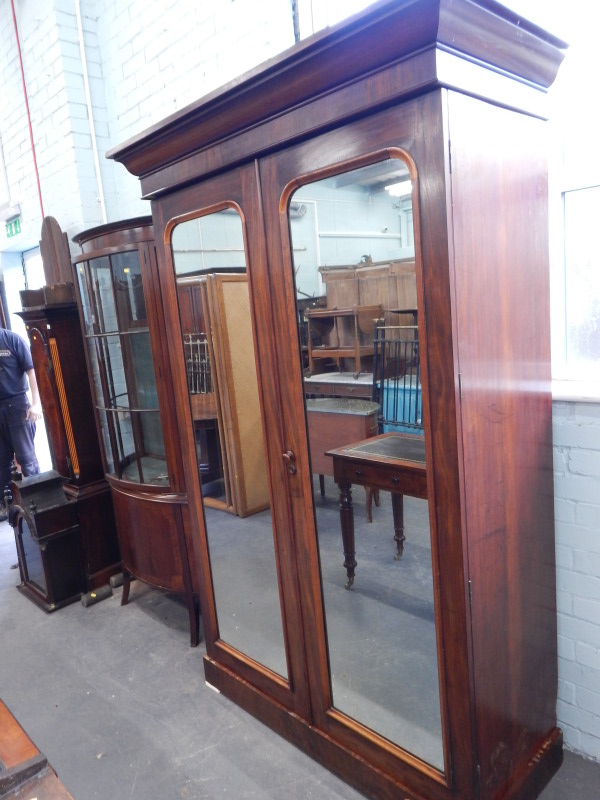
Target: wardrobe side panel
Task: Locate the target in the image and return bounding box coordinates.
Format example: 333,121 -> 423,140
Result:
447,90 -> 558,797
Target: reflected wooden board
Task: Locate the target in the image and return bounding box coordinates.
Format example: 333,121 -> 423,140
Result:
206,274 -> 270,517
304,371 -> 373,399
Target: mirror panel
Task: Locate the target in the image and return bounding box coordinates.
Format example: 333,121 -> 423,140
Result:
289,158 -> 443,768
171,209 -> 288,678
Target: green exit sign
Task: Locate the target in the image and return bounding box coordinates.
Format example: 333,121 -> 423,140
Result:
6,218 -> 21,238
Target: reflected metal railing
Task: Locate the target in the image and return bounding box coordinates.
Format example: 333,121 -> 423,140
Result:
184,332 -> 213,395
372,321 -> 423,435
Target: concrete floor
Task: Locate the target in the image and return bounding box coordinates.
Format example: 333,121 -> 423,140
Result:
1,517 -> 598,800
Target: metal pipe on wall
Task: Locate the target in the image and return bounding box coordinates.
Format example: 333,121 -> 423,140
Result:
75,0 -> 107,224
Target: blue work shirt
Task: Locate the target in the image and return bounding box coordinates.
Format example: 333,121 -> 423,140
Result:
0,328 -> 34,401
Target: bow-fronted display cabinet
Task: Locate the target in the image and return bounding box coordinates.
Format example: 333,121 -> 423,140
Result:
71,218 -> 201,644
108,1 -> 566,797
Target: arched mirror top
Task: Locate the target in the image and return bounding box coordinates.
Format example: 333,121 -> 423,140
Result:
170,205 -> 248,278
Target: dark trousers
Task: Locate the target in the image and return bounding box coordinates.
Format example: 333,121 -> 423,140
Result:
0,394 -> 40,499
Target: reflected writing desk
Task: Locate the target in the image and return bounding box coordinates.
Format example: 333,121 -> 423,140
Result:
327,432 -> 427,588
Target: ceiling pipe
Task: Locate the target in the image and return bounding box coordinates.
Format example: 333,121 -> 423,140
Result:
10,0 -> 44,220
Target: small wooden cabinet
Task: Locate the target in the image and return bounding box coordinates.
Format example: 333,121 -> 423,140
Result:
306,397 -> 378,477
11,471 -> 84,612
109,2 -> 565,797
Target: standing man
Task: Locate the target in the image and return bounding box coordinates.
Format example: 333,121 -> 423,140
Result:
0,327 -> 42,513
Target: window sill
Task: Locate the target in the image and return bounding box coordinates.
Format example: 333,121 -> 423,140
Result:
552,379 -> 600,403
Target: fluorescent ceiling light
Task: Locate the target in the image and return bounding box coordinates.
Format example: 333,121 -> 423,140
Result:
385,181 -> 412,197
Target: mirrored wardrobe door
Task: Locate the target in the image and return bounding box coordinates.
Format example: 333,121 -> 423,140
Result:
168,206 -> 291,677
259,146 -> 446,773
155,166 -> 312,716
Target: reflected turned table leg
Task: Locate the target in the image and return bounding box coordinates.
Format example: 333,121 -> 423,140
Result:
338,484 -> 405,589
338,479 -> 357,589
391,492 -> 405,559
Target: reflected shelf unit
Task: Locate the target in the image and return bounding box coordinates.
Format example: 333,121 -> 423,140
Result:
305,303 -> 382,377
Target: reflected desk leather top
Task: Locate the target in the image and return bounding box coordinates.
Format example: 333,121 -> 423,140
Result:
339,431 -> 425,463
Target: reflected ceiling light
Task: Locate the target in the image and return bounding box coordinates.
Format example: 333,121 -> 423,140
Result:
385,180 -> 412,197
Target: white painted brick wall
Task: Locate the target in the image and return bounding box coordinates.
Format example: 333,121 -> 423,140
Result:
93,0 -> 295,220
0,0 -> 105,248
553,400 -> 600,761
0,0 -> 293,244
0,0 -> 43,250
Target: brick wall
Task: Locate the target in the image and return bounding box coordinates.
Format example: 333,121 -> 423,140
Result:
553,399 -> 600,761
0,0 -> 294,247
92,0 -> 295,221
0,0 -> 56,249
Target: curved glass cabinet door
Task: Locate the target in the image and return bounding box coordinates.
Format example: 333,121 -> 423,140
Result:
171,207 -> 288,678
288,156 -> 443,768
75,230 -> 167,485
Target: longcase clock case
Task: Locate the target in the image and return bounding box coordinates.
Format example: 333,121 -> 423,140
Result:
17,281 -> 121,597
108,2 -> 566,798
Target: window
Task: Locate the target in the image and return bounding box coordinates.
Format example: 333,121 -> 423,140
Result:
556,186 -> 600,381
544,0 -> 600,393
23,248 -> 44,290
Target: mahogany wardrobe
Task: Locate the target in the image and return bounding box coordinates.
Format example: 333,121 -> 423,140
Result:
108,2 -> 566,798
